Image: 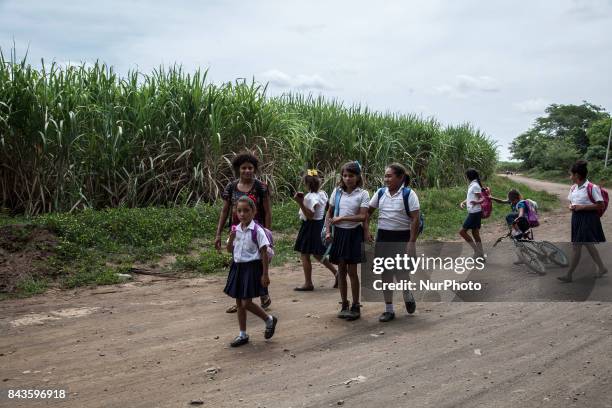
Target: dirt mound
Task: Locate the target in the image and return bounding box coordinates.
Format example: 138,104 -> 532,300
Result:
0,224 -> 59,293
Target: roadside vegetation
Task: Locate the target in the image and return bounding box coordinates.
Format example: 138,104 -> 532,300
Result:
1,176 -> 557,299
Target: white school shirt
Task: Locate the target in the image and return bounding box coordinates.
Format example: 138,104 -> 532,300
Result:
466,180 -> 482,213
232,220 -> 270,263
369,187 -> 420,231
329,187 -> 370,229
299,191 -> 328,221
568,180 -> 604,206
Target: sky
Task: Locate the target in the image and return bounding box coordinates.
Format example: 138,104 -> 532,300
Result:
1,0 -> 611,160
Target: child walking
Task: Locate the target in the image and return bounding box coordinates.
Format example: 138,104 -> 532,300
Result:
367,163 -> 420,322
224,196 -> 278,347
459,169 -> 485,259
293,170 -> 338,291
558,160 -> 607,283
325,161 -> 369,321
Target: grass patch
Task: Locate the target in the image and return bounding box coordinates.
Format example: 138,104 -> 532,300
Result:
175,250 -> 232,274
15,276 -> 48,296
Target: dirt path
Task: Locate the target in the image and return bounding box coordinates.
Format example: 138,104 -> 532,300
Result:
1,177 -> 611,408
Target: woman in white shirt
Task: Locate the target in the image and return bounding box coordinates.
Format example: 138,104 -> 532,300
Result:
293,170 -> 338,291
558,160 -> 607,283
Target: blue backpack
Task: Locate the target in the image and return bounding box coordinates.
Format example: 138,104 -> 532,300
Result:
376,187 -> 424,234
321,189 -> 342,245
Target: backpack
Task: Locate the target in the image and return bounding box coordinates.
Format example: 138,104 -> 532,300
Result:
520,199 -> 540,227
376,187 -> 425,234
480,187 -> 493,219
250,221 -> 275,260
586,183 -> 609,218
321,188 -> 342,246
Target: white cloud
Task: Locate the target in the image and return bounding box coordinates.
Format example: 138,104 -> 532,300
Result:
514,98 -> 549,114
260,69 -> 334,91
435,75 -> 500,98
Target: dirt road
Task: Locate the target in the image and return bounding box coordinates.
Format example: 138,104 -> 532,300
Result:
1,177 -> 611,408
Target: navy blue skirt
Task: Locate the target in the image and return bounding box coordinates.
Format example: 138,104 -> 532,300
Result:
375,229 -> 411,280
294,219 -> 326,255
329,225 -> 365,265
224,260 -> 269,299
571,210 -> 606,243
463,211 -> 482,230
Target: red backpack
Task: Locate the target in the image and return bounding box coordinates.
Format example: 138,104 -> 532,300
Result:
481,187 -> 493,219
586,183 -> 609,217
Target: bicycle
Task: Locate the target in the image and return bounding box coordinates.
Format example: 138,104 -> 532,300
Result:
493,227 -> 569,275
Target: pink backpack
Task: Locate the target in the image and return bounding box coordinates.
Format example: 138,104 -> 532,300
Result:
585,183 -> 609,218
522,199 -> 540,227
481,187 -> 493,219
251,222 -> 275,260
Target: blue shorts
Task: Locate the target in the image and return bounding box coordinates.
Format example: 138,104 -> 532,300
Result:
463,211 -> 482,230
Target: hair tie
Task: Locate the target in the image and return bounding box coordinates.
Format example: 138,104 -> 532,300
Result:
307,169 -> 318,177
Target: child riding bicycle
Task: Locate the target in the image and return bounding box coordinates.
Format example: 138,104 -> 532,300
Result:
491,189 -> 539,239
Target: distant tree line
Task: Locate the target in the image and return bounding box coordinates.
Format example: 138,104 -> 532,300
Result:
510,102 -> 611,181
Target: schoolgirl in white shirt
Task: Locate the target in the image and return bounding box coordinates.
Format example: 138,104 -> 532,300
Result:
459,168 -> 485,258
224,196 -> 278,347
293,170 -> 338,291
367,163 -> 419,322
325,161 -> 369,321
558,160 -> 607,283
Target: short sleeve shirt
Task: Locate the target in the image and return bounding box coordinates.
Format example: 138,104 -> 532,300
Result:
466,180 -> 482,213
511,200 -> 527,213
369,187 -> 420,231
329,187 -> 370,229
222,180 -> 269,227
299,191 -> 328,221
232,220 -> 270,263
568,180 -> 604,205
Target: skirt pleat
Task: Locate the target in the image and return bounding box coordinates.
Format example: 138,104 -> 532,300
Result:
223,260 -> 269,299
571,211 -> 606,243
329,225 -> 365,265
294,219 -> 327,255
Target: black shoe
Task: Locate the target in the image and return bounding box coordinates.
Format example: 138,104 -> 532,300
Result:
346,303 -> 361,321
230,335 -> 249,347
378,311 -> 395,322
337,301 -> 350,319
261,295 -> 272,310
264,316 -> 278,339
404,292 -> 416,314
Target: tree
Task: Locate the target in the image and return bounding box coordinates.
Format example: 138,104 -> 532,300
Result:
511,102 -> 609,168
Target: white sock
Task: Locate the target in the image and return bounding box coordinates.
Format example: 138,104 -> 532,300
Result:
385,303 -> 394,313
239,330 -> 247,338
266,315 -> 273,323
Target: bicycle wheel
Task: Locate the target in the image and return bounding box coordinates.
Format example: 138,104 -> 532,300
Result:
538,241 -> 569,267
517,244 -> 547,275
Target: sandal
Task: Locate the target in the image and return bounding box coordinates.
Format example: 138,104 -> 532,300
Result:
294,286 -> 314,291
260,295 -> 272,309
226,304 -> 238,313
